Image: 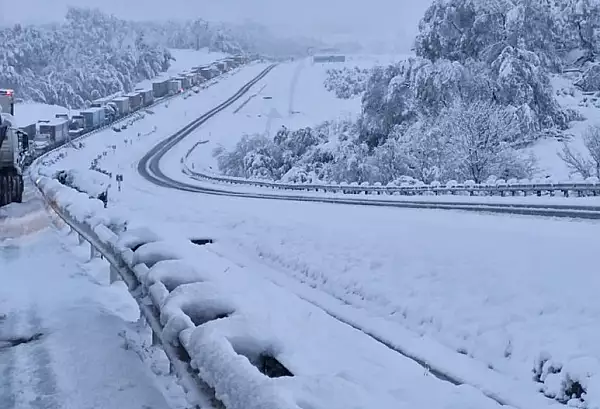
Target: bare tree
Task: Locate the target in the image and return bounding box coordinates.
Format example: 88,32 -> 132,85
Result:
557,125 -> 600,178
583,125 -> 600,177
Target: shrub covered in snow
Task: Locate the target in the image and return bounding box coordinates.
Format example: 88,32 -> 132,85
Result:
54,169 -> 110,205
323,67 -> 371,99
533,352 -> 600,408
575,64 -> 600,91
215,106 -> 535,185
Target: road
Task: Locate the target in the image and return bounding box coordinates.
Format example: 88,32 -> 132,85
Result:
0,186 -> 178,409
35,59 -> 600,408
131,61 -> 600,408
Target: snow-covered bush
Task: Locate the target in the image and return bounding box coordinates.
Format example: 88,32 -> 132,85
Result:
216,102 -> 534,186
575,64 -> 600,91
324,67 -> 371,99
54,169 -> 110,205
533,353 -> 600,407
215,124 -> 339,182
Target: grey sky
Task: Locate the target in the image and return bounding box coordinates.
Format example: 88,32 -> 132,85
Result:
0,0 -> 432,50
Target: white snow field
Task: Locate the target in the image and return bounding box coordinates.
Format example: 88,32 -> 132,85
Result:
36,57 -> 600,407
0,188 -> 184,409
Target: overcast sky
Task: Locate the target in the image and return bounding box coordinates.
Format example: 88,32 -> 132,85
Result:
0,0 -> 432,50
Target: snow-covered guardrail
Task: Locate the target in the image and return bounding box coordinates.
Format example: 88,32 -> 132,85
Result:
33,175 -> 302,409
182,148 -> 600,198
186,165 -> 600,198
33,172 -> 569,409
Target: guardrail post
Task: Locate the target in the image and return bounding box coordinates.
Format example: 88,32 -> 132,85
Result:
90,244 -> 98,260
152,331 -> 160,346
109,265 -> 122,284
78,233 -> 85,244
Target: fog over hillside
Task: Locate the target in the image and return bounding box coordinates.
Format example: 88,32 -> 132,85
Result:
0,0 -> 432,51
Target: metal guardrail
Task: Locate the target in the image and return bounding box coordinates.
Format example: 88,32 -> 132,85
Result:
183,157 -> 600,199
33,177 -> 218,408
27,62 -> 300,409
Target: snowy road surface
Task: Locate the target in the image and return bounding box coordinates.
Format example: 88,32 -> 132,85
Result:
0,192 -> 177,409
36,58 -> 600,406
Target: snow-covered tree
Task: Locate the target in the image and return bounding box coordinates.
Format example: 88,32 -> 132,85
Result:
414,0 -> 587,69
0,7 -> 172,108
324,67 -> 371,99
434,100 -> 532,183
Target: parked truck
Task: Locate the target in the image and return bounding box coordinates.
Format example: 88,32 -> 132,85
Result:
80,107 -> 105,131
0,89 -> 15,116
0,110 -> 27,206
39,118 -> 69,143
152,79 -> 169,98
140,89 -> 154,106
125,92 -> 143,111
167,79 -> 182,95
112,97 -> 130,117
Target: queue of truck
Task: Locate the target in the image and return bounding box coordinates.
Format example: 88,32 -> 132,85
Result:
15,55 -> 248,154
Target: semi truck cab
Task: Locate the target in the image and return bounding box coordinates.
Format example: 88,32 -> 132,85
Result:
0,89 -> 15,116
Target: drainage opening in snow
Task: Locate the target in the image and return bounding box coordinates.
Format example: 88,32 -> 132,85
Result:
257,353 -> 293,378
190,238 -> 214,246
130,242 -> 147,252
560,380 -> 585,404
232,344 -> 294,378
183,308 -> 232,327
0,332 -> 44,350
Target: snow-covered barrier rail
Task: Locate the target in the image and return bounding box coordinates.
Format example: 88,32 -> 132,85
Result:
32,174 -> 546,409
183,159 -> 600,199
32,175 -> 299,409
180,142 -> 600,199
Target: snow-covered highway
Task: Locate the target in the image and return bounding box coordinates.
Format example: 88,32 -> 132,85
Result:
0,188 -> 180,409
31,59 -> 600,408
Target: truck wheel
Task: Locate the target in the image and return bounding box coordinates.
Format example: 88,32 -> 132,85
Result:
9,175 -> 22,203
0,175 -> 8,207
16,176 -> 24,203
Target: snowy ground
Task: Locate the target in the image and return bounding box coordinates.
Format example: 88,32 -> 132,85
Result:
0,186 -> 185,409
36,58 -> 600,407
